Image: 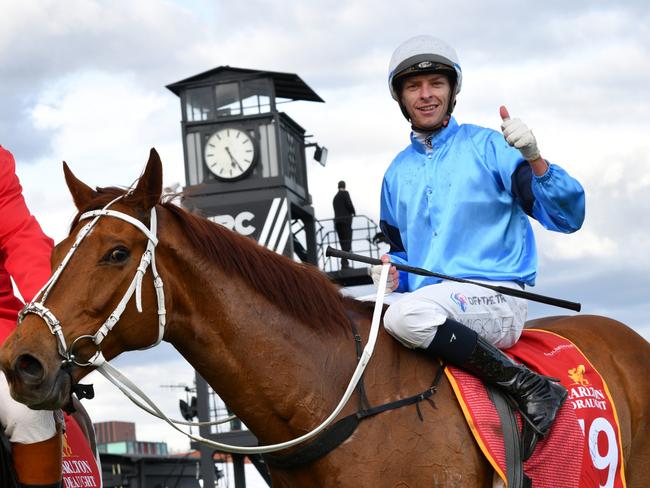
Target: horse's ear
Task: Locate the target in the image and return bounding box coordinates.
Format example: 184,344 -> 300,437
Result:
63,162 -> 97,210
132,148 -> 163,210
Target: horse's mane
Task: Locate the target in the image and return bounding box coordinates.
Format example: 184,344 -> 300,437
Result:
70,187 -> 353,335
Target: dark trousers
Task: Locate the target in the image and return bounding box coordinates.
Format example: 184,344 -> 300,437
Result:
334,218 -> 353,267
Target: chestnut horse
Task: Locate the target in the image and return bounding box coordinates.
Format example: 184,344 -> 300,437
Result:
0,149 -> 648,487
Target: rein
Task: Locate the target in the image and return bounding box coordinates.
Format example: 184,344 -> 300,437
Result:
17,196 -> 409,456
263,315 -> 446,469
88,261 -> 393,454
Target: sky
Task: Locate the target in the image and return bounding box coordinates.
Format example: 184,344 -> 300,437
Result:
2,0 -> 649,468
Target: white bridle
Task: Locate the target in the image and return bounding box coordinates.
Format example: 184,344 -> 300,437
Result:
19,195 -> 166,367
18,194 -> 392,455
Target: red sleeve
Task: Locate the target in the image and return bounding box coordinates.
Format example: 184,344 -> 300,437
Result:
0,146 -> 54,303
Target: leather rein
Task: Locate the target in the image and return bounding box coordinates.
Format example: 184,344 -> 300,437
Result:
264,314 -> 445,468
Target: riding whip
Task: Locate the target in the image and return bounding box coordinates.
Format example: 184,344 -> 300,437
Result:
326,247 -> 581,312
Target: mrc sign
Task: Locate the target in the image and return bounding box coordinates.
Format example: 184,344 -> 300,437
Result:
205,196 -> 293,255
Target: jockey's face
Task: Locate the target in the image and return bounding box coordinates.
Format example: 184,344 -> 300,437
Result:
400,73 -> 451,130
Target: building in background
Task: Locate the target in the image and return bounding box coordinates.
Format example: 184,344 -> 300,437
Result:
94,420 -> 169,457
93,421 -> 203,487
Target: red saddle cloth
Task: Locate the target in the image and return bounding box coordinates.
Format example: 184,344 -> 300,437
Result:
445,329 -> 626,488
62,414 -> 102,488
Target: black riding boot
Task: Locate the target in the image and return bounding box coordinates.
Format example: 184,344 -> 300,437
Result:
426,318 -> 567,457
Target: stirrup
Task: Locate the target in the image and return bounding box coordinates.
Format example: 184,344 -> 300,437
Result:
517,407 -> 547,437
500,393 -> 544,461
516,389 -> 566,461
521,422 -> 541,461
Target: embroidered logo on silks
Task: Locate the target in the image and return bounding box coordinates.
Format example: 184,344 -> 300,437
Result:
450,292 -> 468,312
567,364 -> 607,411
568,364 -> 589,386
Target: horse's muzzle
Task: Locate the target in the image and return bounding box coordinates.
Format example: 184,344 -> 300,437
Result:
4,354 -> 72,410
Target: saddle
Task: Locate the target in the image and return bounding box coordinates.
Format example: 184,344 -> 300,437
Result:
446,328 -> 626,488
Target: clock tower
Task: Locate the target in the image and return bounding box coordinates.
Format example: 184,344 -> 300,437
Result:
167,67 -> 328,486
166,66 -> 325,263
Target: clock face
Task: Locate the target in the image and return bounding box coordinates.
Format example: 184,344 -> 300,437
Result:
204,128 -> 256,181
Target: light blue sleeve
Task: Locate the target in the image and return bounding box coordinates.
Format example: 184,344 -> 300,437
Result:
485,130 -> 585,233
531,164 -> 585,233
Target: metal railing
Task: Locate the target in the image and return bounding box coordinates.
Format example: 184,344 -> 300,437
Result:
315,215 -> 388,273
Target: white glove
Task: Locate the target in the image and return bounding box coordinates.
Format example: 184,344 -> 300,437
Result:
500,114 -> 541,161
370,263 -> 397,292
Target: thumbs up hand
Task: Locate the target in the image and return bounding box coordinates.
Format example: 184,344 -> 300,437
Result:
499,106 -> 541,161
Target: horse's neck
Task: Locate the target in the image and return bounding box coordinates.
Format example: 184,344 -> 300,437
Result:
160,230 -> 356,442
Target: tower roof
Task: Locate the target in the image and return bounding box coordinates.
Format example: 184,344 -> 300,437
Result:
166,66 -> 324,103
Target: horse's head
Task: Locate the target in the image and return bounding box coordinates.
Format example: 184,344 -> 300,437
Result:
0,148 -> 165,410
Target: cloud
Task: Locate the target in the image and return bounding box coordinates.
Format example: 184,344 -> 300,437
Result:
17,69 -> 185,241
0,0 -> 207,81
0,0 -> 210,160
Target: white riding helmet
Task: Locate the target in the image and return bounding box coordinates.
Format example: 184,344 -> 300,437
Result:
388,35 -> 463,120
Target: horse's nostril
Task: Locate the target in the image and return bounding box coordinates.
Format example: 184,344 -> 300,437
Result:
15,354 -> 45,382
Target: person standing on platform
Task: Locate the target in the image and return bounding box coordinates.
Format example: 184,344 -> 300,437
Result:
332,180 -> 356,268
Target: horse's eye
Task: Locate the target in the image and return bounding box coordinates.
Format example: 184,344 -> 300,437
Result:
102,247 -> 130,264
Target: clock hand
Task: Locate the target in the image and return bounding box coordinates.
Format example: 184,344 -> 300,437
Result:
225,147 -> 244,171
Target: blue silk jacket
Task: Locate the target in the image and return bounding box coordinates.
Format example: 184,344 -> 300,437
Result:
379,117 -> 585,292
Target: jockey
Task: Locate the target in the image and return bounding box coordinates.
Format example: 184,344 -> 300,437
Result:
0,146 -> 62,487
374,35 -> 585,456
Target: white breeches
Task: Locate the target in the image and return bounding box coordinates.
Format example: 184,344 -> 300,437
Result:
0,371 -> 57,444
383,280 -> 528,350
